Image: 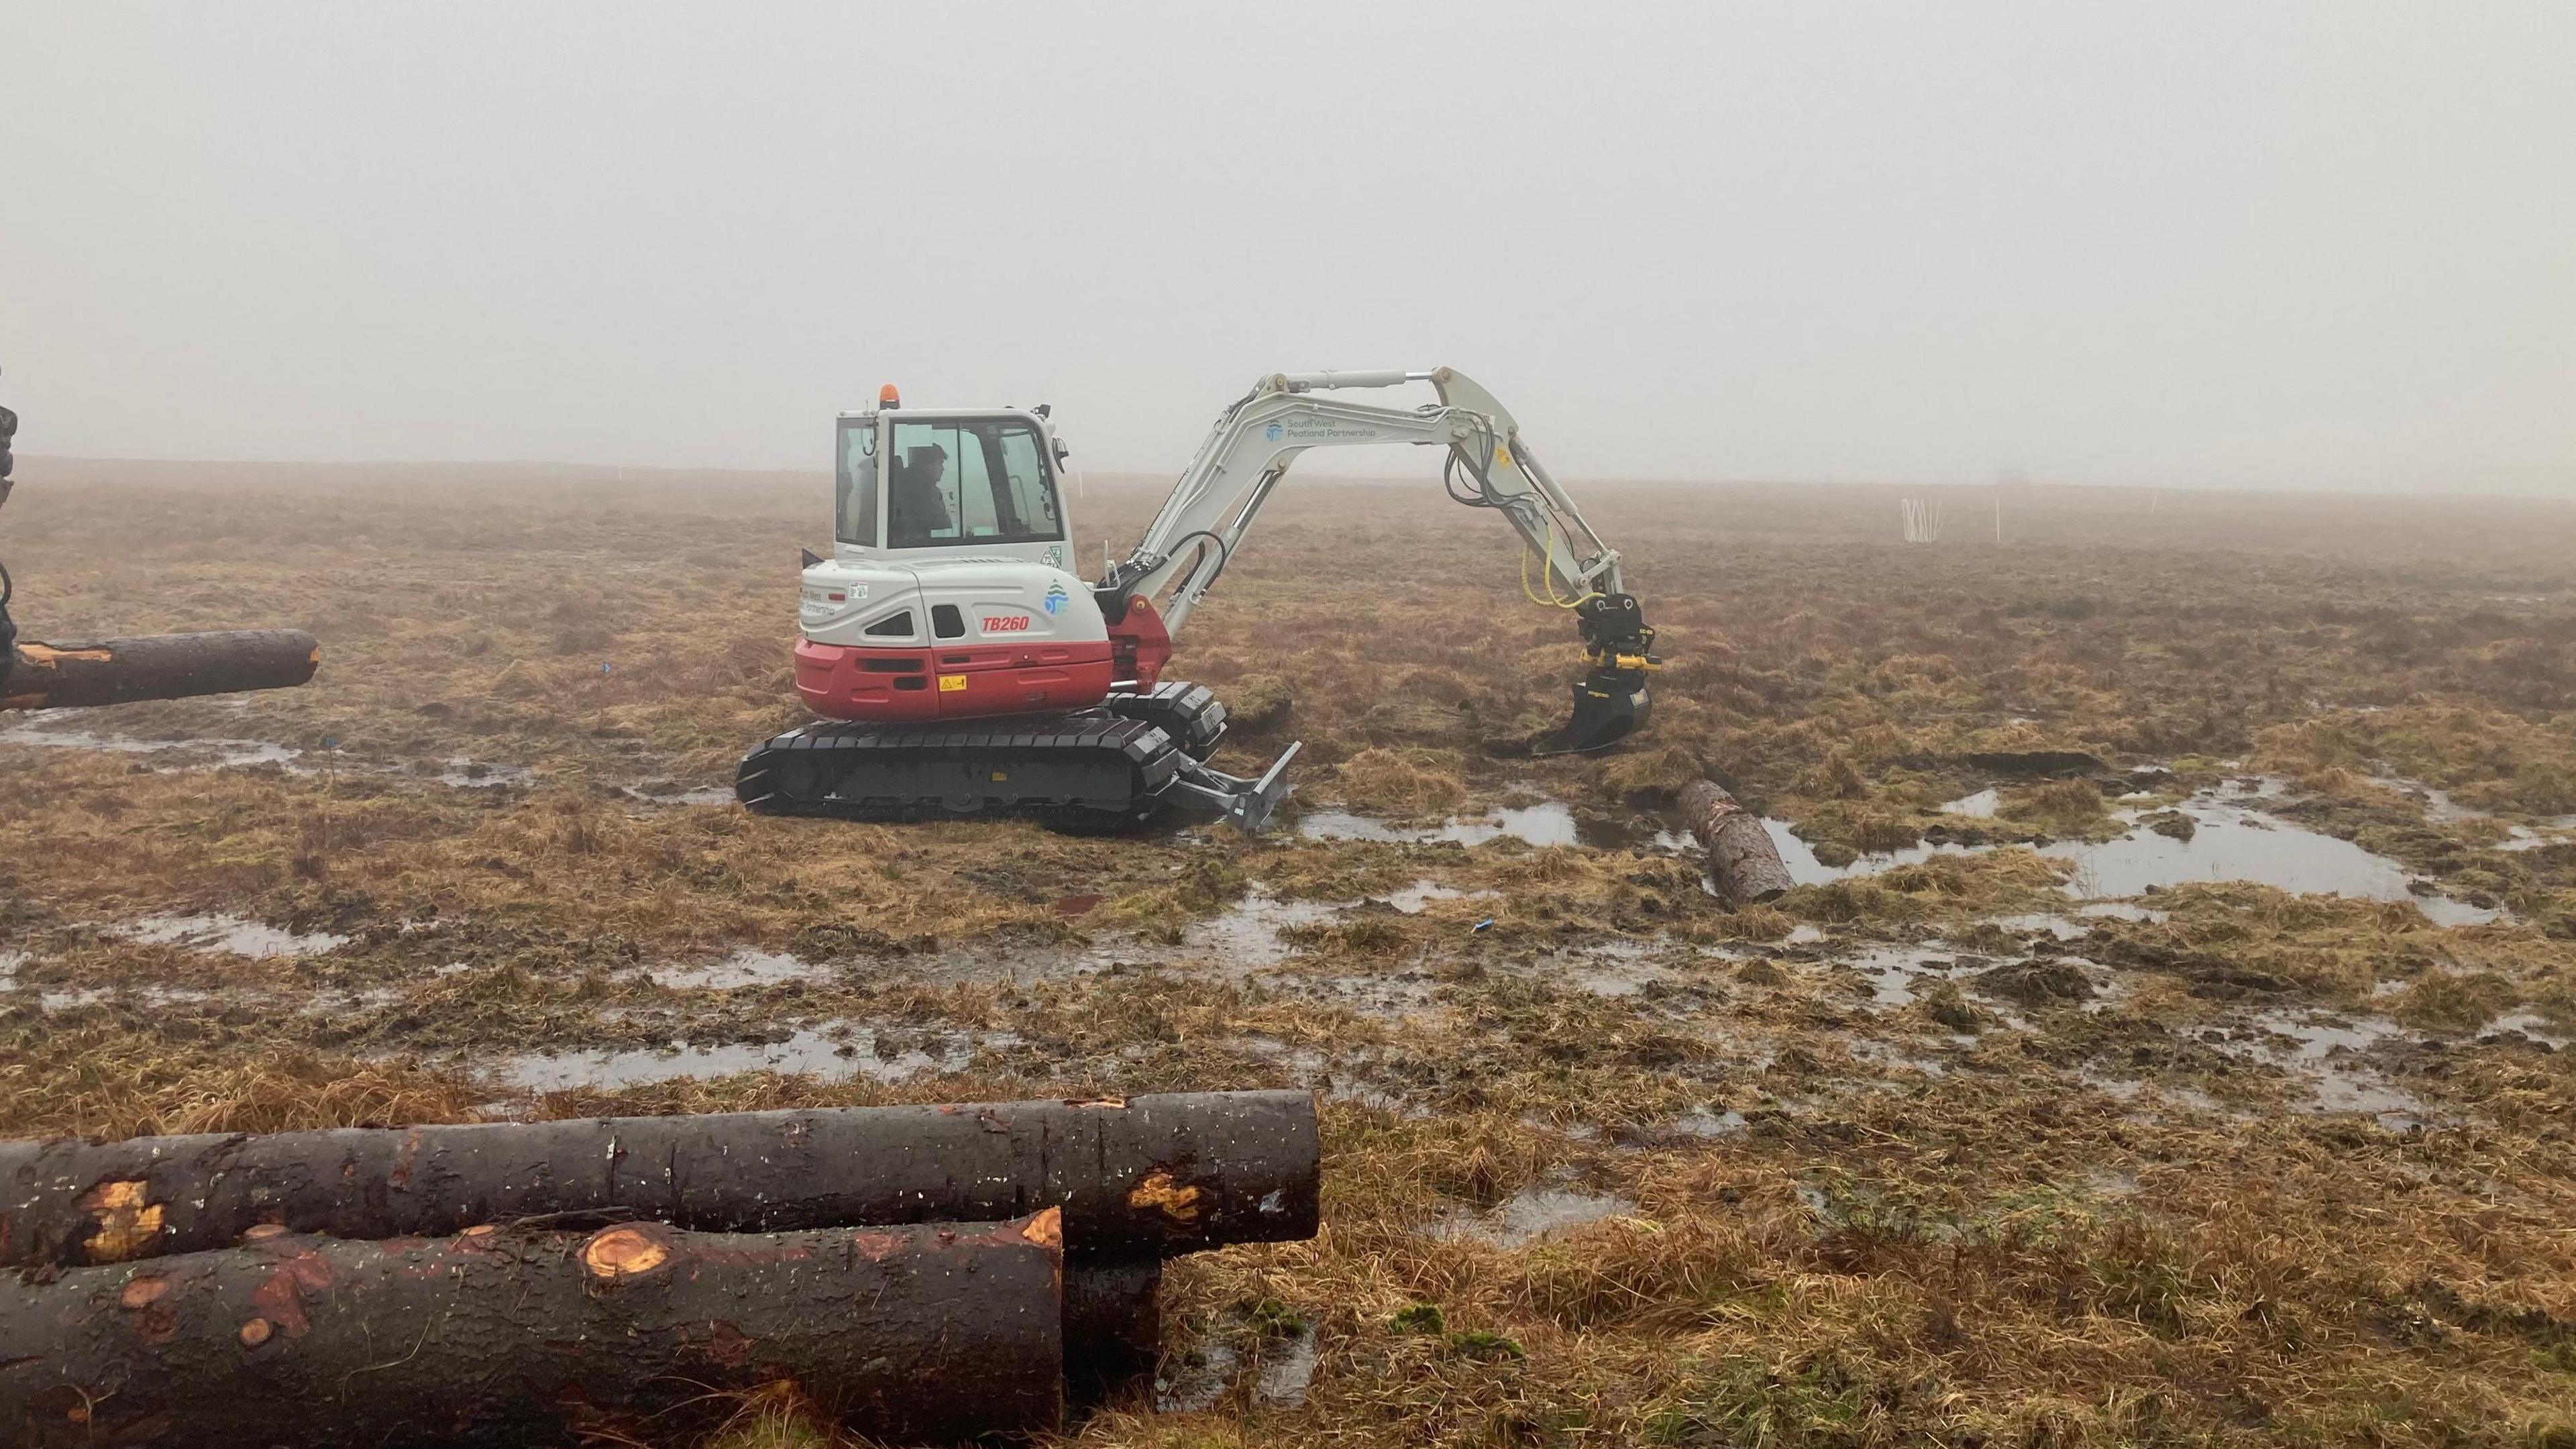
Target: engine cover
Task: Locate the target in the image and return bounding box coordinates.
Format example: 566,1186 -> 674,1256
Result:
794,557 -> 1115,722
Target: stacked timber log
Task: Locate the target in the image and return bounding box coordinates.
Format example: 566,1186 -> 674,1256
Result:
0,1090 -> 1320,1447
7,1216 -> 1065,1446
1680,777 -> 1794,908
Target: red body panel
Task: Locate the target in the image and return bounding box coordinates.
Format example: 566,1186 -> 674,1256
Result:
796,638 -> 1117,722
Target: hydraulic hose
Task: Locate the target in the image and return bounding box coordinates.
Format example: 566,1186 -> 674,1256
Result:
1164,529 -> 1232,597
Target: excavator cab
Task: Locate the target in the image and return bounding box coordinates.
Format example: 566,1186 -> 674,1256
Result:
833,396 -> 1076,573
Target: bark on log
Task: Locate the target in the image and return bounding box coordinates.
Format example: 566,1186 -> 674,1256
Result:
1063,1254 -> 1162,1397
0,1214 -> 1065,1448
0,1090 -> 1318,1267
1680,779 -> 1794,908
0,630 -> 319,711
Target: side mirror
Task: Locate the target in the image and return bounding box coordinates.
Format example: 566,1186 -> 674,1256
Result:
800,547 -> 823,568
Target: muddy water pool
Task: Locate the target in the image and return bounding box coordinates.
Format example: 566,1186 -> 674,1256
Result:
123,912 -> 349,958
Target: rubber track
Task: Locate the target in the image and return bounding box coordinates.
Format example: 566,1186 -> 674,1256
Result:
1104,681 -> 1228,761
736,712 -> 1183,826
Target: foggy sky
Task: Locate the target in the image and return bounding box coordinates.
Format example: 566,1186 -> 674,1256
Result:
3,3 -> 2571,492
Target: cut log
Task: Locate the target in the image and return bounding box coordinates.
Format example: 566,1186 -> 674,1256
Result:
1063,1254 -> 1162,1396
0,1214 -> 1064,1448
0,1090 -> 1318,1267
1,629 -> 319,711
1680,778 -> 1794,908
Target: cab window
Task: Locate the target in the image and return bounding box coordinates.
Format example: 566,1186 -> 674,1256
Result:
835,417 -> 879,547
998,427 -> 1060,538
887,418 -> 1065,547
955,431 -> 1000,537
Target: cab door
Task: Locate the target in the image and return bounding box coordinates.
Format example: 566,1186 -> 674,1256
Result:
884,413 -> 1073,573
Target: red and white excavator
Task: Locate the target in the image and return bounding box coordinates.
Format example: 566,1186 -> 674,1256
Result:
736,368 -> 1658,832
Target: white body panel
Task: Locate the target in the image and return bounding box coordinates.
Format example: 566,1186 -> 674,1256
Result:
800,557 -> 1106,649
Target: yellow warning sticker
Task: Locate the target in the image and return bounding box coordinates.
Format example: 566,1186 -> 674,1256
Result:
938,674 -> 968,692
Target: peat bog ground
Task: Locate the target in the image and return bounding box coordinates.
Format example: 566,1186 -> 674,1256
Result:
6,460 -> 2576,1445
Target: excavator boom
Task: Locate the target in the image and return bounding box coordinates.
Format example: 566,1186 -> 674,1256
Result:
1101,367 -> 1658,755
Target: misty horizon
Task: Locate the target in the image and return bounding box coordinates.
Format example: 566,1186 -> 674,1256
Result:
5,4 -> 2571,494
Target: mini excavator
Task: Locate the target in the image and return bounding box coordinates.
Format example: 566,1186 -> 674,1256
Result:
737,368 -> 1658,832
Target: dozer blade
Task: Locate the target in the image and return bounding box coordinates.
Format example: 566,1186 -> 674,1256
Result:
1163,739 -> 1302,833
1528,669 -> 1651,758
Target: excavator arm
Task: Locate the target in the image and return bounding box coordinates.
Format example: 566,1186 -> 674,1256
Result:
1095,368 -> 1658,755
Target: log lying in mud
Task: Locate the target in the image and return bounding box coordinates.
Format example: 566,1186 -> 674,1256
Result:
1063,1254 -> 1163,1394
0,1090 -> 1318,1268
1680,779 -> 1794,908
0,1214 -> 1065,1449
0,629 -> 319,711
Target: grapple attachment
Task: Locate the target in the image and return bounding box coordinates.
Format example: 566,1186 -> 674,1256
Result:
1529,592 -> 1658,758
1533,667 -> 1652,757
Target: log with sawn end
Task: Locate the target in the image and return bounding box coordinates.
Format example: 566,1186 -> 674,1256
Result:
1680,778 -> 1794,908
0,629 -> 319,711
0,1214 -> 1065,1449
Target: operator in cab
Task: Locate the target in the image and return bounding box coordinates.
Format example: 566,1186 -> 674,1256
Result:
888,443 -> 952,545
